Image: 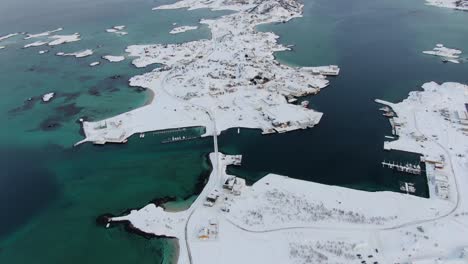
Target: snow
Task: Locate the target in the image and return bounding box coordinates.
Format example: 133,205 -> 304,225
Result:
426,0 -> 468,10
225,174 -> 450,231
48,33 -> 81,46
102,55 -> 125,62
377,82 -> 468,204
85,0 -> 468,262
373,81 -> 468,263
42,92 -> 55,102
0,46 -> 5,50
106,25 -> 128,35
113,25 -> 126,31
24,41 -> 48,48
76,0 -> 339,146
0,33 -> 18,42
423,44 -> 463,63
24,28 -> 63,39
56,49 -> 93,58
106,80 -> 468,264
38,50 -> 49,54
90,61 -> 100,67
169,25 -> 198,34
23,31 -> 81,47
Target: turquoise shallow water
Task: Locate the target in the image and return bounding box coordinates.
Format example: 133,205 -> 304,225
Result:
0,0 -> 222,262
1,0 -> 468,263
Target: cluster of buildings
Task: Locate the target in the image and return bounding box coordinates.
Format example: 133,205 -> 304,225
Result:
422,155 -> 450,200
197,219 -> 219,241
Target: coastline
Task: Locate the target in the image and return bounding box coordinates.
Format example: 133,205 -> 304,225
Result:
166,238 -> 180,264
144,88 -> 155,106
76,0 -> 340,146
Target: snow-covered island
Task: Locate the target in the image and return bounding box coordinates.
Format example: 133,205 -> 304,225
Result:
24,28 -> 63,39
42,92 -> 55,102
48,33 -> 81,46
24,41 -> 49,48
106,25 -> 128,35
423,44 -> 463,63
426,0 -> 468,11
0,33 -> 19,42
23,31 -> 81,48
169,25 -> 198,34
107,81 -> 468,264
56,49 -> 93,58
76,0 -> 340,146
102,55 -> 125,62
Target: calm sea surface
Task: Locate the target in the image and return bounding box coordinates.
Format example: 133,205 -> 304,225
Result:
1,0 -> 467,263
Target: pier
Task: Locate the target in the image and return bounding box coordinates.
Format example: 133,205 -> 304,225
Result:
400,182 -> 416,194
382,160 -> 422,175
162,135 -> 199,144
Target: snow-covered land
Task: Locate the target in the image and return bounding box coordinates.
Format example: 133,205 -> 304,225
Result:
0,33 -> 18,42
426,0 -> 468,11
102,55 -> 125,62
106,25 -> 128,35
42,92 -> 55,102
24,28 -> 63,39
107,81 -> 468,264
90,61 -> 100,67
24,41 -> 48,48
77,0 -> 340,145
56,49 -> 93,58
376,82 -> 468,204
48,33 -> 81,46
374,81 -> 468,263
23,32 -> 81,48
169,25 -> 198,34
423,44 -> 463,63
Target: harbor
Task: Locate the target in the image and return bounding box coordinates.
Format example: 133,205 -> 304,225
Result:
381,160 -> 422,175
1,0 -> 467,262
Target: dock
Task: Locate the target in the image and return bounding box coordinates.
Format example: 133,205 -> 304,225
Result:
400,182 -> 416,194
382,160 -> 422,175
162,135 -> 199,144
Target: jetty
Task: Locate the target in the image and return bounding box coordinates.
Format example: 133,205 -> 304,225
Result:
400,182 -> 416,194
162,135 -> 199,144
382,160 -> 422,175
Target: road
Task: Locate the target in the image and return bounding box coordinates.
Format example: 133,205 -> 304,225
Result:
159,70 -> 220,264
